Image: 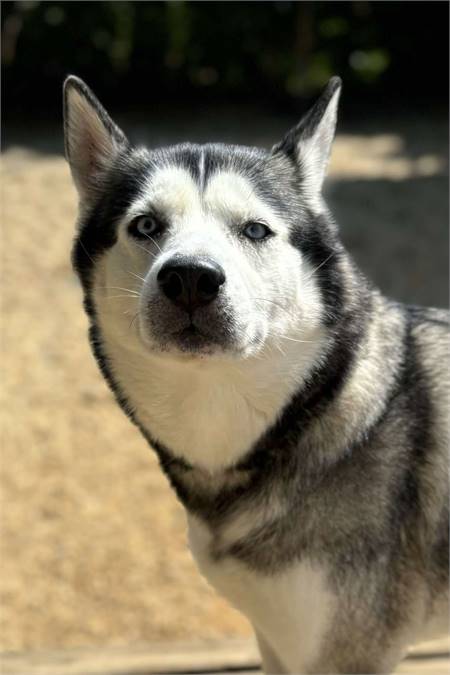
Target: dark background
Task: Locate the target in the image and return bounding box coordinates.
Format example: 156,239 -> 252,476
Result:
2,0 -> 449,122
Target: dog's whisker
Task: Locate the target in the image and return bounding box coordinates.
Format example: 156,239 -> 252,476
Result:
274,335 -> 314,344
141,231 -> 163,253
78,238 -> 96,265
127,270 -> 146,283
251,297 -> 292,312
105,295 -> 141,300
245,298 -> 298,320
304,252 -> 335,282
98,285 -> 140,295
266,329 -> 315,345
133,241 -> 159,258
271,339 -> 287,357
128,311 -> 142,330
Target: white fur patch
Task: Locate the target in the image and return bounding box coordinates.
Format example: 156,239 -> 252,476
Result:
204,171 -> 285,233
98,321 -> 325,472
130,165 -> 202,220
188,516 -> 336,672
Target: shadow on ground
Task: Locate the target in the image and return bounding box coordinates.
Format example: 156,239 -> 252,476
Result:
329,174 -> 448,308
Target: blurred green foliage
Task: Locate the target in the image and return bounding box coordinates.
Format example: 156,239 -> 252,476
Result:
2,0 -> 448,119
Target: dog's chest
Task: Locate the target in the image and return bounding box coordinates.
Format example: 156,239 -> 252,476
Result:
187,516 -> 336,671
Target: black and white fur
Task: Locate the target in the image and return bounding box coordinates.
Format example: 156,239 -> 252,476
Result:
64,75 -> 449,674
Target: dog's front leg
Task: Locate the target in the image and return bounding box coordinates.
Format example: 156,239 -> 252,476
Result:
255,630 -> 288,674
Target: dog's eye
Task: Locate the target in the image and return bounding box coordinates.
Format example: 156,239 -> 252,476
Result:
243,222 -> 272,241
129,215 -> 162,239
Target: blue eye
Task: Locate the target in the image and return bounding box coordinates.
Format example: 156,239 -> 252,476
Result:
243,222 -> 272,241
130,215 -> 162,239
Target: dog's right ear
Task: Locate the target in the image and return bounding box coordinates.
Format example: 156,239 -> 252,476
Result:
272,77 -> 341,199
63,76 -> 128,204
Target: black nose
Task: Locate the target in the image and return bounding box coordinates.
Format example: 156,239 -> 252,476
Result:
157,257 -> 226,312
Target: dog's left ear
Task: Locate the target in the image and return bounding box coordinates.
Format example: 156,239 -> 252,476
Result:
272,77 -> 342,196
63,75 -> 128,204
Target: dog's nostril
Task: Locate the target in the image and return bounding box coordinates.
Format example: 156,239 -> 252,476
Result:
161,271 -> 183,302
157,258 -> 225,312
198,270 -> 225,299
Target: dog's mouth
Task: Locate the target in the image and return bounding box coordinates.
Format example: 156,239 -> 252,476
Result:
178,322 -> 201,338
170,322 -> 217,353
140,298 -> 245,357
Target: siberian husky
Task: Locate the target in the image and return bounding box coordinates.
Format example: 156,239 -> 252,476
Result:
63,75 -> 449,674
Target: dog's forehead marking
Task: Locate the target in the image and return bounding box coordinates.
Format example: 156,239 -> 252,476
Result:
204,172 -> 257,216
204,171 -> 286,230
129,162 -> 281,228
141,166 -> 201,217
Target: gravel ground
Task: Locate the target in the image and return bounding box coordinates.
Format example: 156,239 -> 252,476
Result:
1,108 -> 448,651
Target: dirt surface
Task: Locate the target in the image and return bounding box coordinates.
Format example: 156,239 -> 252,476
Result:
1,109 -> 448,651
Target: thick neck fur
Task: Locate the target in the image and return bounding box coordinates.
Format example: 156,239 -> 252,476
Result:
102,318 -> 328,472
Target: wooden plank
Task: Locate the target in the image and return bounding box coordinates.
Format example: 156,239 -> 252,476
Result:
1,637 -> 448,675
396,657 -> 450,674
407,637 -> 450,656
396,638 -> 450,675
0,639 -> 260,675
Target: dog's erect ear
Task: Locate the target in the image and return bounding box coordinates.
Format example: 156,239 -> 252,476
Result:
272,77 -> 342,197
63,75 -> 128,203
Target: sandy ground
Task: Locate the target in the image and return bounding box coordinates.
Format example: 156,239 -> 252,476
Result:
1,109 -> 448,651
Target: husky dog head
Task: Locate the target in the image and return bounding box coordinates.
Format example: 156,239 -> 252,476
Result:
65,77 -> 343,367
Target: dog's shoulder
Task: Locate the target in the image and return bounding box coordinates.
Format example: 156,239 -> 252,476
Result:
406,304 -> 450,339
404,304 -> 449,428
